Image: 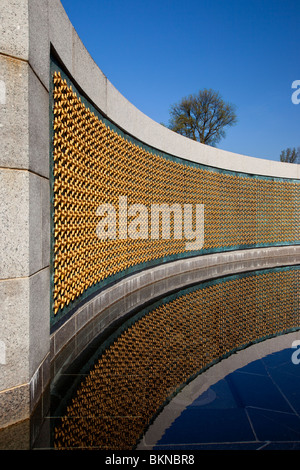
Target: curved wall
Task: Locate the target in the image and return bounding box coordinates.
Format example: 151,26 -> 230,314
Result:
0,0 -> 299,432
53,265 -> 300,450
50,57 -> 300,329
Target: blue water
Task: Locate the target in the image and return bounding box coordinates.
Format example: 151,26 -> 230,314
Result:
154,348 -> 300,450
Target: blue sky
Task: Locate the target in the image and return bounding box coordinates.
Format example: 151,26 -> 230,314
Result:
60,0 -> 300,163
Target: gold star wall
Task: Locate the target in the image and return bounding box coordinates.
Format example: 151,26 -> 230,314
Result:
51,69 -> 299,321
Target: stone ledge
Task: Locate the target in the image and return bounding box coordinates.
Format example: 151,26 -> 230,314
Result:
50,245 -> 300,373
0,351 -> 50,429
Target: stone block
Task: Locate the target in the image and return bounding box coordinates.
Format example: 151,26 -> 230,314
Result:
0,268 -> 49,392
0,56 -> 29,170
52,315 -> 76,358
49,0 -> 73,74
28,0 -> 49,89
28,66 -> 49,178
0,276 -> 30,390
29,268 -> 50,378
0,384 -> 30,429
72,28 -> 107,115
0,169 -> 49,280
0,56 -> 49,177
29,172 -> 50,275
0,0 -> 29,60
0,169 -> 30,279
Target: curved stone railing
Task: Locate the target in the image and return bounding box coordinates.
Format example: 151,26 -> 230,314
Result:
0,0 -> 299,434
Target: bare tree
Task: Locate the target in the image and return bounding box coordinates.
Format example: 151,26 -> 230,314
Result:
168,88 -> 237,147
279,147 -> 300,163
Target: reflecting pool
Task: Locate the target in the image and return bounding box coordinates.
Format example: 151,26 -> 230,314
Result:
44,333 -> 300,451
150,346 -> 300,450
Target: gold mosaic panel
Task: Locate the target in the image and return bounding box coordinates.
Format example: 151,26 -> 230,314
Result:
52,71 -> 300,316
53,267 -> 300,450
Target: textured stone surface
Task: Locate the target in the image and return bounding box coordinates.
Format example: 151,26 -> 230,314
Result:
0,55 -> 49,177
72,28 -> 107,114
0,0 -> 29,60
49,0 -> 73,74
0,267 -> 49,428
0,417 -> 30,450
0,56 -> 29,170
28,0 -> 49,89
0,384 -> 30,429
29,173 -> 50,275
29,268 -> 50,378
0,169 -> 30,279
0,170 -> 49,279
0,276 -> 30,390
0,269 -> 48,388
28,66 -> 49,178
